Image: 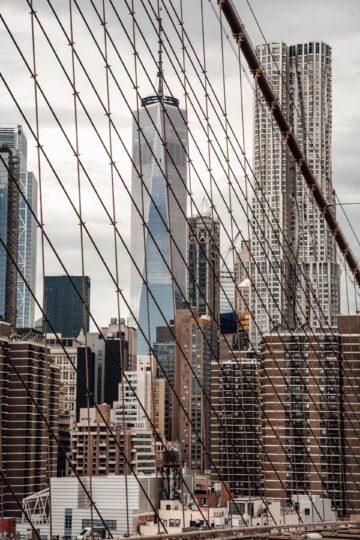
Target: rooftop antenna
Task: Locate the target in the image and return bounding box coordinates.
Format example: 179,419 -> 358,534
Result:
157,4 -> 164,97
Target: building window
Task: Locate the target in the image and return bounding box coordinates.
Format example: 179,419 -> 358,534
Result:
82,519 -> 117,530
64,509 -> 72,536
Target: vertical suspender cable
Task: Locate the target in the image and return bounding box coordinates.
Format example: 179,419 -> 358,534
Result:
101,0 -> 130,534
29,2 -> 53,537
219,6 -> 254,523
68,0 -> 94,530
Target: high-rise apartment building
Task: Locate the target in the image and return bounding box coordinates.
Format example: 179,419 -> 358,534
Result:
260,333 -> 344,515
172,308 -> 217,472
211,333 -> 262,497
129,83 -> 187,355
0,125 -> 37,328
44,275 -> 90,337
71,404 -> 156,476
251,43 -> 339,346
187,212 -> 220,321
338,314 -> 360,515
0,322 -> 59,517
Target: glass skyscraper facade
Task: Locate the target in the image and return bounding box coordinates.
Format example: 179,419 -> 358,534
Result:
16,171 -> 37,328
45,275 -> 90,338
0,125 -> 36,327
129,93 -> 187,354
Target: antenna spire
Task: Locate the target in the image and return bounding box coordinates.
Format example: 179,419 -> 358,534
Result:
157,5 -> 163,97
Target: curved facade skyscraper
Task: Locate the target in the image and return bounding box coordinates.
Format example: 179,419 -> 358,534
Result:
251,42 -> 339,347
129,92 -> 187,355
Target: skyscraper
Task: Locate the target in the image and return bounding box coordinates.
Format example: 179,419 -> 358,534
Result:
187,211 -> 220,321
129,80 -> 187,354
0,145 -> 19,326
44,275 -> 90,337
0,125 -> 37,328
251,42 -> 339,346
17,171 -> 37,328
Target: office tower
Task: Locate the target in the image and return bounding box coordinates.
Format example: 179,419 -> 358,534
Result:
129,78 -> 187,355
260,333 -> 344,515
0,143 -> 20,326
252,42 -> 339,346
44,275 -> 90,337
0,322 -> 59,517
211,333 -> 262,497
338,314 -> 360,515
153,324 -> 175,441
17,171 -> 37,328
0,125 -> 37,328
187,212 -> 220,321
172,308 -> 217,472
75,318 -> 136,420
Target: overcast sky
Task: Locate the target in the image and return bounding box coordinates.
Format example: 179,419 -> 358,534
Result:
1,0 -> 359,328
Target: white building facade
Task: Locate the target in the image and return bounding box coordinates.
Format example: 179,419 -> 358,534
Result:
251,42 -> 339,346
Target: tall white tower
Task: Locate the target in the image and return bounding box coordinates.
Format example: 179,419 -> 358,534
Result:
251,42 -> 339,346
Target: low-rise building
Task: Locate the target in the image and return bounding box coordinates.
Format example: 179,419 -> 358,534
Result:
140,499 -> 229,535
19,475 -> 160,539
228,494 -> 336,527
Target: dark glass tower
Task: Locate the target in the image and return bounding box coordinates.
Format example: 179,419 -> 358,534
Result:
44,275 -> 90,337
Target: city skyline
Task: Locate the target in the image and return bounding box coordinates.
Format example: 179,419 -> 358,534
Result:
0,1 -> 358,327
1,1 -> 360,534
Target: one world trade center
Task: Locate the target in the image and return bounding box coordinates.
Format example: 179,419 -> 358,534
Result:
129,71 -> 187,355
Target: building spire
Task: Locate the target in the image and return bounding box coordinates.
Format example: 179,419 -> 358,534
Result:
157,6 -> 164,97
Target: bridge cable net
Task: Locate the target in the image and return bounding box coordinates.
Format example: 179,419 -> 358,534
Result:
0,0 -> 359,535
0,0 -> 358,528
